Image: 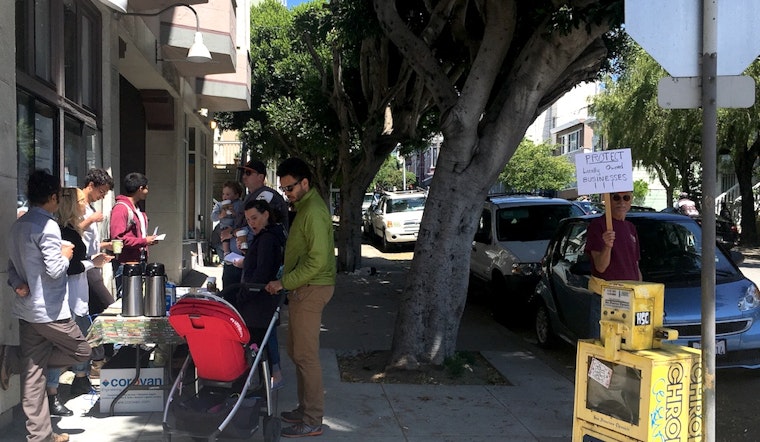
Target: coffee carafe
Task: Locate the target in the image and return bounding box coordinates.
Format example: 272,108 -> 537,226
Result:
122,263 -> 144,317
144,262 -> 167,316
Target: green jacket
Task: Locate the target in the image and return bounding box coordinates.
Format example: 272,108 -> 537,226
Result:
281,187 -> 336,289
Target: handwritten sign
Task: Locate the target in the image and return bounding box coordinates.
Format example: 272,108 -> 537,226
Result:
574,148 -> 633,195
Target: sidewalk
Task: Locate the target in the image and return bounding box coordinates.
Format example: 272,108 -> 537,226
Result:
2,247 -> 576,441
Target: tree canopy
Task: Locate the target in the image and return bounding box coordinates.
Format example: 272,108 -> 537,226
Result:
590,42 -> 702,203
371,156 -> 418,191
591,39 -> 760,243
498,140 -> 575,192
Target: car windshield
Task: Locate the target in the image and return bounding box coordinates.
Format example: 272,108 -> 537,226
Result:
633,217 -> 740,283
496,204 -> 583,242
386,197 -> 426,213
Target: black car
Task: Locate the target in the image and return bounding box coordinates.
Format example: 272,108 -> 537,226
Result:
659,207 -> 738,249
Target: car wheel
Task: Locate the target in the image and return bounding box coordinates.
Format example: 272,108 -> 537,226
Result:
382,229 -> 391,252
535,302 -> 556,348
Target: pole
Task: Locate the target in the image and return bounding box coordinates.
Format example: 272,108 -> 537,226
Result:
603,193 -> 613,231
700,1 -> 717,441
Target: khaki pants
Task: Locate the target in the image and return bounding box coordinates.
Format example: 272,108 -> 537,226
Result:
20,319 -> 91,442
286,285 -> 333,426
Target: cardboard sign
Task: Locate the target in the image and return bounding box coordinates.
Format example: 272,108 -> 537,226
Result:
100,367 -> 165,413
575,148 -> 633,195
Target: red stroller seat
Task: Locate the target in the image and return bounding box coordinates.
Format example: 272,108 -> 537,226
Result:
169,293 -> 251,381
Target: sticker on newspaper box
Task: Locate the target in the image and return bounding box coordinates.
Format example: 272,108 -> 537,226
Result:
588,357 -> 613,389
602,287 -> 632,311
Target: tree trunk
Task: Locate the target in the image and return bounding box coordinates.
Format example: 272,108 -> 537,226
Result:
389,167 -> 486,366
735,151 -> 758,245
336,185 -> 369,272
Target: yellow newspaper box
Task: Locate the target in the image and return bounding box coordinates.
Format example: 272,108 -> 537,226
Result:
573,340 -> 702,442
597,280 -> 666,351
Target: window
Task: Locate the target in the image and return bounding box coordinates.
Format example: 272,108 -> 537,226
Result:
557,130 -> 582,154
568,131 -> 579,152
15,0 -> 102,198
17,92 -> 57,204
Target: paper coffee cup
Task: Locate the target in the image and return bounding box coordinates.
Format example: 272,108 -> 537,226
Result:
61,240 -> 73,247
236,230 -> 248,250
112,239 -> 124,254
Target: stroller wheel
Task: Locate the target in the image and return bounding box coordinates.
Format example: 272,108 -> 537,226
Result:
263,416 -> 281,442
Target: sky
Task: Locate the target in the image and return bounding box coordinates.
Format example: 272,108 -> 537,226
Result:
287,0 -> 311,8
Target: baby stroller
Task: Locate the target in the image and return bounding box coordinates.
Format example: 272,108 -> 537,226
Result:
162,283 -> 285,442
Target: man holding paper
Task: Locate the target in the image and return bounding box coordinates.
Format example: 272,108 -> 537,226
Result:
110,173 -> 159,293
584,191 -> 641,281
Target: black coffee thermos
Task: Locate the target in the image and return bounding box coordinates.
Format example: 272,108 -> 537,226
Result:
144,262 -> 166,317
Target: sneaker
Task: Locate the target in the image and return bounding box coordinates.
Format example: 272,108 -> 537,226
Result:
280,408 -> 304,423
70,376 -> 95,396
281,423 -> 323,438
51,432 -> 70,442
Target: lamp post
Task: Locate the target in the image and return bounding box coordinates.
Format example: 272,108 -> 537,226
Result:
98,1 -> 212,63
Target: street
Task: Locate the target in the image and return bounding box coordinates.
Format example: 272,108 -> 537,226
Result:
369,240 -> 760,441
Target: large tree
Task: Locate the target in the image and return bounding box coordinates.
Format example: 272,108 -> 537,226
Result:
219,0 -> 438,272
373,1 -> 625,367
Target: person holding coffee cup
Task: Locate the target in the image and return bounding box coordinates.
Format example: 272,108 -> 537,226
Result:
211,181 -> 244,259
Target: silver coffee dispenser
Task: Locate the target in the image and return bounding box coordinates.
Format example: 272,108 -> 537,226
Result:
122,263 -> 144,317
144,262 -> 167,317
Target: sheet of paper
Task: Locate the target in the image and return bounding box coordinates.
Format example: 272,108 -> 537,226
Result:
153,226 -> 159,236
224,252 -> 244,263
155,234 -> 166,241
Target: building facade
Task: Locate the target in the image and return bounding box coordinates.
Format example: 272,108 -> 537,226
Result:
0,0 -> 251,424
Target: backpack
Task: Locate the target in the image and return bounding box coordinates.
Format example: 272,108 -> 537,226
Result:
107,201 -> 136,238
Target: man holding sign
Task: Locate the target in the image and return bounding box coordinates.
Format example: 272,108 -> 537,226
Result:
584,191 -> 642,281
574,148 -> 641,281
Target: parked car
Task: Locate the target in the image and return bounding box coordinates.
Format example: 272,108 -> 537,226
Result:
532,212 -> 760,368
470,194 -> 585,305
571,200 -> 604,215
368,190 -> 427,250
660,207 -> 738,249
362,192 -> 378,214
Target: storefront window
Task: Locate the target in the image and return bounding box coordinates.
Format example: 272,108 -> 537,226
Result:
16,92 -> 57,207
15,0 -> 102,203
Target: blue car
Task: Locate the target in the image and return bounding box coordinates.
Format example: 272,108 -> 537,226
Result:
532,212 -> 760,369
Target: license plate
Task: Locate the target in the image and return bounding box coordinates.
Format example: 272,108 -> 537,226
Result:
690,339 -> 727,355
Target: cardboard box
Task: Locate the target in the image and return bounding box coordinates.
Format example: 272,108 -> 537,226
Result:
99,367 -> 165,413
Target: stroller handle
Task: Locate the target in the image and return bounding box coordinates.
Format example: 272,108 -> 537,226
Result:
216,282 -> 288,308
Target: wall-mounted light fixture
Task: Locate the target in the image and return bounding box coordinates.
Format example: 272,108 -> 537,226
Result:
98,1 -> 212,63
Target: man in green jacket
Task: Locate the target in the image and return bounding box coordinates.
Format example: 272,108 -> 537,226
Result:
265,158 -> 335,438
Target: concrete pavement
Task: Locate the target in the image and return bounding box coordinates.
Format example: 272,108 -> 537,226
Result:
1,246 -> 578,441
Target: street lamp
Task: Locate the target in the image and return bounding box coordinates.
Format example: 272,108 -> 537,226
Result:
98,1 -> 212,63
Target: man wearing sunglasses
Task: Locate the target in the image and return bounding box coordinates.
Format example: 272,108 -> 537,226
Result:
219,160 -> 290,289
265,158 -> 335,438
584,191 -> 642,281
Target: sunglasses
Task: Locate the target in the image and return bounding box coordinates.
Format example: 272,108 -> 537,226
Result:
279,179 -> 302,192
612,194 -> 631,202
